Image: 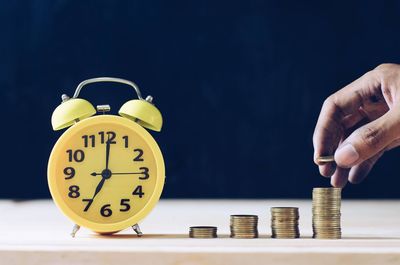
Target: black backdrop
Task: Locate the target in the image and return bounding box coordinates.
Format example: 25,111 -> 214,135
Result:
1,0 -> 400,199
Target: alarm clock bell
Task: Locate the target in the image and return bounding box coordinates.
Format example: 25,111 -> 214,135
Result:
51,98 -> 96,130
119,97 -> 162,132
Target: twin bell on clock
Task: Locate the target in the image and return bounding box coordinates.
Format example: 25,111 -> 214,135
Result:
48,77 -> 165,237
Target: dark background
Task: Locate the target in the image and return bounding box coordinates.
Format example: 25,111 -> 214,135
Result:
1,0 -> 400,199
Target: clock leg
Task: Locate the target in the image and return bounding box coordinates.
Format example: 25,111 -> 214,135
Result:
132,223 -> 143,237
70,224 -> 80,238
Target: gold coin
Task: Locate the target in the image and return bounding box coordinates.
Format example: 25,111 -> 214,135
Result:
189,226 -> 217,238
316,156 -> 335,163
270,207 -> 300,239
231,214 -> 258,218
313,187 -> 342,192
230,235 -> 258,239
272,217 -> 299,221
230,215 -> 259,238
312,187 -> 342,239
271,207 -> 299,211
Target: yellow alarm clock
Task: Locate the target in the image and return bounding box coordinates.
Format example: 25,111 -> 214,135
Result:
48,77 -> 165,237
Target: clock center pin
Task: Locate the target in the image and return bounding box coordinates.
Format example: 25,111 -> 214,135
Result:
101,169 -> 112,179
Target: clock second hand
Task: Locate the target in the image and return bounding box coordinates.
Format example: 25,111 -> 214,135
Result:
91,172 -> 143,176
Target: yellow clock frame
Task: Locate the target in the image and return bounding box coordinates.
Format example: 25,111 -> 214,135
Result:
47,77 -> 165,236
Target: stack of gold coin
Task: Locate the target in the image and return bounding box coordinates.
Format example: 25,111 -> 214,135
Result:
270,207 -> 300,238
312,187 -> 341,239
230,215 -> 258,238
189,226 -> 218,238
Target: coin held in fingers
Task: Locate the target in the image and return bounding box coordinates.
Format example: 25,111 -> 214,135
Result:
316,155 -> 335,164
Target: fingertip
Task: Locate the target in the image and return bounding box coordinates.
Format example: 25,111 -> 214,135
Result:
348,163 -> 372,184
348,176 -> 363,184
319,164 -> 335,177
330,167 -> 349,188
331,176 -> 348,188
348,151 -> 382,184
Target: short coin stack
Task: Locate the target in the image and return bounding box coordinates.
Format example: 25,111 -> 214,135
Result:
230,215 -> 258,238
312,187 -> 342,239
270,207 -> 300,238
189,226 -> 217,238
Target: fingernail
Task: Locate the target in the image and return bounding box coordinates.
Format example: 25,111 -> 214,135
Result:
335,144 -> 359,167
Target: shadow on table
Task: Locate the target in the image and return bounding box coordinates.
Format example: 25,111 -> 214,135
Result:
92,234 -> 230,239
91,234 -> 400,240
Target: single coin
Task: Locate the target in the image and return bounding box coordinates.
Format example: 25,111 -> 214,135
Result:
272,234 -> 300,238
271,207 -> 299,211
313,187 -> 342,192
230,215 -> 258,219
316,155 -> 335,163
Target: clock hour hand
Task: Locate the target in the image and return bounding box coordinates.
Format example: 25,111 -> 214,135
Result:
91,177 -> 106,200
89,136 -> 112,199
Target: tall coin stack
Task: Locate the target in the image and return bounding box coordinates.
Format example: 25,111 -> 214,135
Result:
230,215 -> 258,238
270,207 -> 300,238
189,226 -> 218,238
312,187 -> 342,239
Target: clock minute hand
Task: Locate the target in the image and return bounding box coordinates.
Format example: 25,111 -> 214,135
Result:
90,137 -> 112,200
105,139 -> 111,170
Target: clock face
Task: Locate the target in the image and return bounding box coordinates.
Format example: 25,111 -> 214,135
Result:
48,115 -> 165,232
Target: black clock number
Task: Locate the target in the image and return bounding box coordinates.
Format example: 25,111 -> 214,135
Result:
120,199 -> 131,212
139,167 -> 149,180
68,185 -> 80,198
99,131 -> 116,144
100,204 -> 112,217
132,185 -> 144,198
66,149 -> 85,162
133,149 -> 144,161
123,136 -> 129,148
63,167 -> 75,179
82,135 -> 95,148
82,199 -> 93,211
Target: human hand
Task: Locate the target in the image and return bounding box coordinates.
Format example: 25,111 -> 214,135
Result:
313,63 -> 400,187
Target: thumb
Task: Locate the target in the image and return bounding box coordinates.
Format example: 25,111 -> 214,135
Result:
334,110 -> 400,168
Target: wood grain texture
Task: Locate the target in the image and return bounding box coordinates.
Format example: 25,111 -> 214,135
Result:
0,199 -> 399,265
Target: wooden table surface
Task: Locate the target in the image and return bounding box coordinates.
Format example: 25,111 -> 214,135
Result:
1,199 -> 399,265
